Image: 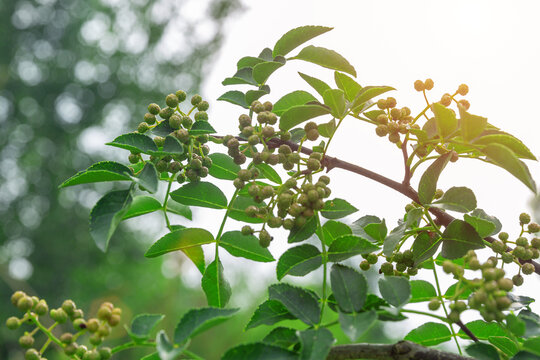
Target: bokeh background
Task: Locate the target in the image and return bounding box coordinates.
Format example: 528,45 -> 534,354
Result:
2,0 -> 540,359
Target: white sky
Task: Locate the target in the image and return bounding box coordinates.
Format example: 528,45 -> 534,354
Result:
197,0 -> 540,344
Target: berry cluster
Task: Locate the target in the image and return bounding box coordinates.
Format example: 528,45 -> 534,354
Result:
6,291 -> 119,360
374,97 -> 417,145
129,90 -> 214,184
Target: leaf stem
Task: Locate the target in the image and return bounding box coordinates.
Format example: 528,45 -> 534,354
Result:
162,177 -> 174,231
316,213 -> 328,326
215,188 -> 241,258
111,340 -> 155,354
28,315 -> 63,349
401,308 -> 449,323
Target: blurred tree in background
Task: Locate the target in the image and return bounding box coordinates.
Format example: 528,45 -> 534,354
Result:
0,0 -> 242,358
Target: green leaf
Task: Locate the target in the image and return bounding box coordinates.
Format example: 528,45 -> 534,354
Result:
432,102 -> 458,138
481,143 -> 537,193
174,307 -> 238,344
432,186 -> 477,213
288,216 -> 317,243
330,264 -> 368,313
382,223 -> 406,256
220,231 -> 274,262
298,327 -> 334,360
237,56 -> 265,69
317,119 -> 336,138
166,199 -> 192,220
133,162 -> 158,193
144,228 -> 214,258
298,72 -> 331,97
222,67 -> 257,86
441,219 -> 484,259
218,90 -> 248,109
489,336 -> 518,357
378,276 -> 411,307
276,244 -> 322,280
338,310 -> 377,342
162,136 -> 184,155
228,196 -> 266,224
292,45 -> 356,77
519,310 -> 540,338
246,300 -> 296,330
317,220 -> 352,246
418,152 -> 453,205
459,106 -> 487,142
412,232 -> 441,266
273,90 -> 318,116
523,337 -> 540,356
465,343 -> 501,360
323,89 -> 347,118
334,72 -> 362,102
327,235 -> 380,262
351,86 -> 395,112
189,121 -> 216,136
268,283 -> 320,325
365,220 -> 387,243
140,352 -> 160,360
155,330 -> 185,360
106,133 -> 158,154
409,280 -> 437,303
123,196 -> 162,220
507,313 -> 526,337
404,322 -> 452,346
59,161 -> 132,188
202,259 -> 231,308
127,314 -> 165,342
256,163 -> 282,184
170,181 -> 227,209
464,210 -> 499,238
475,133 -> 536,160
90,189 -> 133,251
258,47 -> 273,61
181,245 -> 205,274
245,86 -> 270,106
273,25 -> 333,57
444,282 -> 472,300
263,327 -> 299,348
151,120 -> 174,137
208,153 -> 241,180
279,104 -> 330,131
458,320 -> 508,340
222,343 -> 298,360
320,198 -> 358,219
253,61 -> 284,85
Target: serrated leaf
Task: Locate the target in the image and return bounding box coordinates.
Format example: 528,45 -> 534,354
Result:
317,220 -> 352,246
228,195 -> 266,224
253,61 -> 284,84
432,102 -> 458,138
128,314 -> 165,342
277,244 -> 322,280
245,87 -> 270,105
220,231 -> 274,262
208,153 -> 241,180
273,25 -> 333,57
299,327 -> 334,360
123,196 -> 162,220
320,198 -> 358,219
378,276 -> 411,307
317,119 -> 336,138
404,322 -> 452,346
338,310 -> 377,342
323,88 -> 347,118
218,90 -> 248,108
106,133 -> 158,154
458,320 -> 508,340
246,300 -> 296,330
174,307 -> 238,344
273,90 -> 318,116
151,119 -> 175,137
279,104 -> 330,131
383,223 -> 406,256
189,121 -> 216,136
222,67 -> 257,86
263,327 -> 299,348
364,220 -> 387,243
256,163 -> 282,184
155,330 -> 185,360
432,186 -> 477,213
132,162 -> 158,193
351,86 -> 395,112
90,189 -> 133,251
412,231 -> 441,266
441,219 -> 484,259
327,235 -> 380,262
258,48 -> 273,61
334,72 -> 362,102
59,161 -> 132,188
330,264 -> 368,313
465,343 -> 501,360
481,143 -> 537,193
464,214 -> 496,238
519,310 -> 540,338
475,133 -> 536,160
162,135 -> 184,155
298,72 -> 331,97
202,259 -> 231,308
489,336 -> 518,357
459,105 -> 488,142
418,152 -> 453,205
410,280 -> 437,303
170,181 -> 227,209
507,313 -> 526,337
237,56 -> 265,69
288,216 -> 317,243
222,343 -> 298,360
144,228 -> 214,258
268,283 -> 320,325
292,45 -> 356,77
181,245 -> 205,274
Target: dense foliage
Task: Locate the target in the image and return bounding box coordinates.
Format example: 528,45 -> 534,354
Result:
6,25 -> 540,360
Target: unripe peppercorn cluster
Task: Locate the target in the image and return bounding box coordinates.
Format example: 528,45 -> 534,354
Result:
374,97 -> 414,145
6,291 -> 117,360
372,249 -> 418,277
129,90 -> 214,185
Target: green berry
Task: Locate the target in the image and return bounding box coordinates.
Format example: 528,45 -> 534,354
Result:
6,316 -> 19,330
528,223 -> 540,233
380,262 -> 393,275
137,122 -> 149,133
248,134 -> 259,145
197,101 -> 209,111
17,296 -> 33,312
64,343 -> 78,356
25,349 -> 40,360
169,114 -> 182,129
520,212 -> 531,225
359,260 -> 370,271
60,332 -> 74,344
148,103 -> 160,115
306,158 -> 321,171
375,125 -> 388,137
11,291 -> 26,306
61,300 -> 76,315
233,178 -> 245,190
491,240 -> 506,253
153,136 -> 165,147
194,111 -> 208,121
166,93 -> 179,108
191,94 -> 202,106
498,278 -> 513,292
259,230 -> 272,248
51,308 -> 68,323
168,161 -> 182,173
19,334 -> 34,348
428,299 -> 440,311
241,225 -> 254,235
522,262 -> 535,275
516,237 -> 529,247
159,107 -> 174,119
512,274 -> 524,286
99,347 -> 112,360
498,232 -> 509,241
144,113 -> 156,125
175,90 -> 186,102
73,318 -> 86,330
306,128 -> 319,141
448,310 -> 460,323
501,252 -> 514,264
